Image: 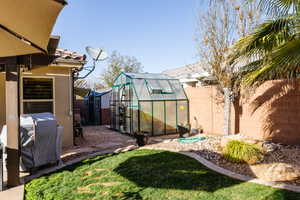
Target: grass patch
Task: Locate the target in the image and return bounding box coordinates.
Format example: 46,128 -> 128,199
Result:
25,149 -> 300,200
223,140 -> 263,164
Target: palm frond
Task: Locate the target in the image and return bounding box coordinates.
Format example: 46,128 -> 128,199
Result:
238,59 -> 263,75
257,0 -> 300,16
243,38 -> 300,85
235,15 -> 296,58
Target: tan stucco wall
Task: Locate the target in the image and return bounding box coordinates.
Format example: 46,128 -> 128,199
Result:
0,66 -> 74,148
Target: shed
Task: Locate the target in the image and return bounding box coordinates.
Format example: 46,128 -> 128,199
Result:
84,88 -> 111,125
110,72 -> 189,136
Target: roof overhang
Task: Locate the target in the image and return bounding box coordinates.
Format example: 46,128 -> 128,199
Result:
49,59 -> 86,69
0,0 -> 67,57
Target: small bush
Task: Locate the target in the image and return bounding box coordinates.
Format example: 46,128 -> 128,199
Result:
223,140 -> 263,164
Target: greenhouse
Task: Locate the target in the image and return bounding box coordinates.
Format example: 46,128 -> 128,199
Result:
110,72 -> 189,136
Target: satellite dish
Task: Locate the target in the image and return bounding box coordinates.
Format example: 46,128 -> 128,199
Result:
76,46 -> 108,80
86,46 -> 108,61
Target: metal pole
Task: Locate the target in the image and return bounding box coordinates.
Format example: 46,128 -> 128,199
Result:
5,57 -> 20,187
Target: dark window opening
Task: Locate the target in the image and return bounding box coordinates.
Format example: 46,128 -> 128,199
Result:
22,78 -> 54,114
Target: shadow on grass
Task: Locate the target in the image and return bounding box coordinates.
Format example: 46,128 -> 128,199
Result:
62,153 -> 116,172
113,150 -> 300,199
114,151 -> 241,192
113,189 -> 143,200
24,149 -> 300,200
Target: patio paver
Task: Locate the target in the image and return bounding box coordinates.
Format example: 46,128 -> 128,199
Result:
0,185 -> 24,200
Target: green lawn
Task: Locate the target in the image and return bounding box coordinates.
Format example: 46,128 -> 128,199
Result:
25,149 -> 300,200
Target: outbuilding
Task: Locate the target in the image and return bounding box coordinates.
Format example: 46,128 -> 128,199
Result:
84,88 -> 111,125
110,72 -> 189,136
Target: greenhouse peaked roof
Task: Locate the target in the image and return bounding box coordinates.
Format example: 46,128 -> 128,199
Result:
113,72 -> 188,101
124,72 -> 176,80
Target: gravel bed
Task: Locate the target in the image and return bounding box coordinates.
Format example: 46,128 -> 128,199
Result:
144,135 -> 300,186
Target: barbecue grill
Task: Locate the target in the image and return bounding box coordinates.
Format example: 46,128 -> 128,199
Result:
0,113 -> 63,172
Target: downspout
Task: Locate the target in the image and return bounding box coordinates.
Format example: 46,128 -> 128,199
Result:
71,64 -> 85,146
71,69 -> 75,146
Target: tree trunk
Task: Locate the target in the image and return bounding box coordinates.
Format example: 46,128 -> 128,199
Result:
223,88 -> 231,136
233,93 -> 241,134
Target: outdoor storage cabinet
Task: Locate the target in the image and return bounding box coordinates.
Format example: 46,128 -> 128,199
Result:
110,72 -> 189,136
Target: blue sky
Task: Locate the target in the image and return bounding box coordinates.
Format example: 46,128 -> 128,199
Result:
53,0 -> 203,80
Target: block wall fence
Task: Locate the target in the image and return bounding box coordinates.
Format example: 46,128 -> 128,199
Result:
185,79 -> 300,145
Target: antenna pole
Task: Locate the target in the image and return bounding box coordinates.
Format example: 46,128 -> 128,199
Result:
75,59 -> 96,80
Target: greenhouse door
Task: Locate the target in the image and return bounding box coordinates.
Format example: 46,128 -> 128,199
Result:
118,84 -> 131,134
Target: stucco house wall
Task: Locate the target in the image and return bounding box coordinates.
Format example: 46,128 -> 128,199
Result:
0,66 -> 74,147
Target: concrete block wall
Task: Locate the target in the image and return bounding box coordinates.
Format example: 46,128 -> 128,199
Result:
185,79 -> 300,145
185,86 -> 235,136
240,80 -> 300,144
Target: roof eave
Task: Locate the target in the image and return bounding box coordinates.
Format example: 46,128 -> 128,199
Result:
50,59 -> 86,69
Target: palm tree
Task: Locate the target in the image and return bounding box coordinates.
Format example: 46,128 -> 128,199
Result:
234,0 -> 300,86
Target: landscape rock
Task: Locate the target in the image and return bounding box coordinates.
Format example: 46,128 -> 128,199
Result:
191,129 -> 199,135
262,141 -> 281,152
260,163 -> 300,182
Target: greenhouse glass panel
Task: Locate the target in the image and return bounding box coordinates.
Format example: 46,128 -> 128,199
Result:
169,80 -> 187,99
177,101 -> 189,126
140,101 -> 152,134
132,102 -> 139,133
153,101 -> 165,135
131,87 -> 139,134
132,79 -> 151,100
126,108 -> 131,133
165,101 -> 177,134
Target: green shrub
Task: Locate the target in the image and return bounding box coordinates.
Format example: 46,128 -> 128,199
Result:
223,140 -> 263,164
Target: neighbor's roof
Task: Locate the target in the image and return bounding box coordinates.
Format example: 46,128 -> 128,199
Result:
124,72 -> 176,80
162,62 -> 207,79
53,48 -> 86,65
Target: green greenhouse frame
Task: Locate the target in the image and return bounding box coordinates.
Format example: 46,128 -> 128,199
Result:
110,72 -> 189,136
